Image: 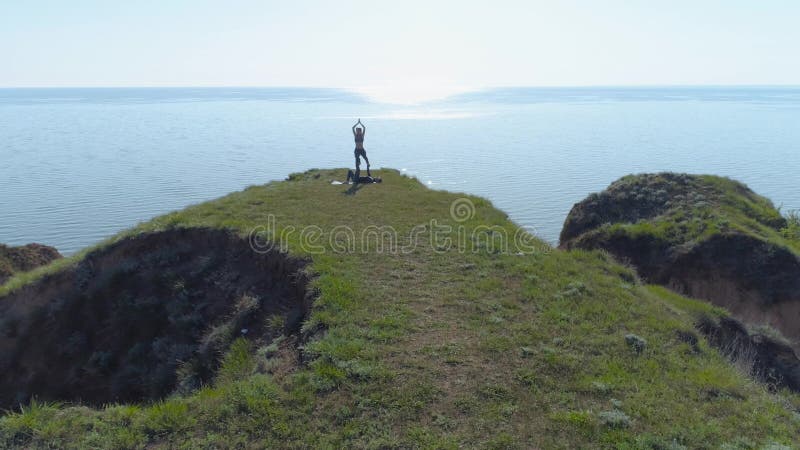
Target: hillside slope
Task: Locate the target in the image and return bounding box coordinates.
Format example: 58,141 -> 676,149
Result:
1,169 -> 798,449
560,173 -> 800,352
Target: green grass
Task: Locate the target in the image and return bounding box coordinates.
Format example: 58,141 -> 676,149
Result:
782,210 -> 800,243
1,168 -> 799,448
573,173 -> 800,256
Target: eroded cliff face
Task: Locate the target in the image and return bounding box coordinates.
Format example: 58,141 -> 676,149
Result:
697,315 -> 800,392
0,243 -> 62,284
667,234 -> 800,344
561,173 -> 800,390
0,228 -> 312,409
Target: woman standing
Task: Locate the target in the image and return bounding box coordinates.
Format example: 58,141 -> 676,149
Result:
352,119 -> 370,178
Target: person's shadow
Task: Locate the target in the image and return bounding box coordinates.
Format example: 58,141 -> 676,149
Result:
343,183 -> 364,196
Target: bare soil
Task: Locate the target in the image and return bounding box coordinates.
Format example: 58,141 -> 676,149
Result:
0,228 -> 311,409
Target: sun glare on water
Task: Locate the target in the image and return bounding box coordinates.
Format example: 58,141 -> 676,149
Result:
353,84 -> 475,105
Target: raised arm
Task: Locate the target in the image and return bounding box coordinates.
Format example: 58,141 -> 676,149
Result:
352,120 -> 358,135
360,120 -> 366,135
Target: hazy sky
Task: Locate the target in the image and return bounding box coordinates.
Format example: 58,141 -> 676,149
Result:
2,0 -> 799,101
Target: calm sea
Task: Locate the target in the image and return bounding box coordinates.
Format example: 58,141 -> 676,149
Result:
1,87 -> 799,255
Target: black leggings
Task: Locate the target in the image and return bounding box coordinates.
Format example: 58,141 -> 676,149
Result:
354,148 -> 370,176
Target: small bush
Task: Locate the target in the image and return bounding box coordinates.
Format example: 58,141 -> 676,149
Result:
598,409 -> 631,429
310,361 -> 347,392
216,338 -> 255,385
201,322 -> 234,356
234,294 -> 260,319
624,334 -> 647,354
138,399 -> 194,435
781,210 -> 800,242
0,398 -> 61,441
265,314 -> 286,333
104,404 -> 141,426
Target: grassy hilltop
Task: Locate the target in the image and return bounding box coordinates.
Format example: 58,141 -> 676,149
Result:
560,173 -> 800,256
1,169 -> 799,449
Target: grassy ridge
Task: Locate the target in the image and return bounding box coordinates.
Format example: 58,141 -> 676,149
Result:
566,173 -> 800,254
1,169 -> 798,448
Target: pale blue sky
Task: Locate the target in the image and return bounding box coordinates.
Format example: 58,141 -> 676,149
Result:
2,1 -> 799,101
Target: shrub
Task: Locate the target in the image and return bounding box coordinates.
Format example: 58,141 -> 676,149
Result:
265,314 -> 286,333
310,361 -> 347,392
138,399 -> 194,435
234,294 -> 260,320
598,409 -> 631,429
781,210 -> 800,242
0,398 -> 61,442
201,322 -> 234,358
216,338 -> 255,385
624,334 -> 647,354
